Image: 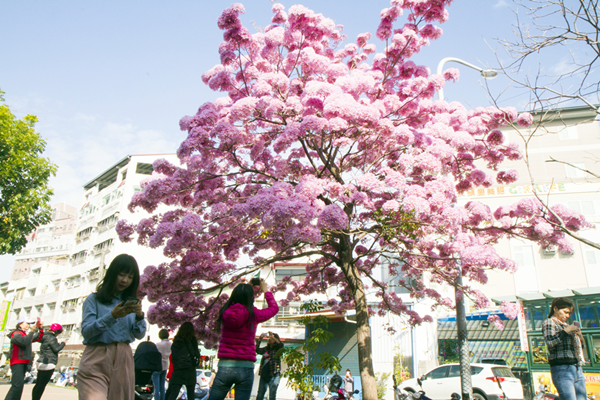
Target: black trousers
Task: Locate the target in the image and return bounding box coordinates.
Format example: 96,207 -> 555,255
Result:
4,364 -> 26,400
165,383 -> 196,400
31,369 -> 54,400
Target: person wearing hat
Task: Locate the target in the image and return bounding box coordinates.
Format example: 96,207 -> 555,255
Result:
4,317 -> 43,400
31,323 -> 66,400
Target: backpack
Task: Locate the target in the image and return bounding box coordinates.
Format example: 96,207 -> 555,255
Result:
134,341 -> 163,372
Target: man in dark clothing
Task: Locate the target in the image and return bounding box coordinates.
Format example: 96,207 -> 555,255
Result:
256,332 -> 284,400
5,317 -> 43,400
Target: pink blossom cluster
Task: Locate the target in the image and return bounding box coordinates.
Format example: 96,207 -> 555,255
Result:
487,314 -> 505,331
116,1 -> 593,339
501,301 -> 519,320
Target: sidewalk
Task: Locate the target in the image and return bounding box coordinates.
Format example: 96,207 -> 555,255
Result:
0,383 -> 78,399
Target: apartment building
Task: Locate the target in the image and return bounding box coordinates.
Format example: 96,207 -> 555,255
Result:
459,105 -> 600,300
9,203 -> 77,281
0,153 -> 177,365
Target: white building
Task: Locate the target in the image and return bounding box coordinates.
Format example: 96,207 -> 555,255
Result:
464,106 -> 600,300
0,153 -> 178,366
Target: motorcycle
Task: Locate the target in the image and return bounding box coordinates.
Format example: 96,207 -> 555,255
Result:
533,377 -> 557,400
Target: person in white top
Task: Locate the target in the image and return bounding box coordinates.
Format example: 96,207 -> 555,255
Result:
152,329 -> 172,400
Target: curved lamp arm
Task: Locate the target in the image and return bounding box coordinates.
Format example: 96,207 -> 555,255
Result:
437,57 -> 498,101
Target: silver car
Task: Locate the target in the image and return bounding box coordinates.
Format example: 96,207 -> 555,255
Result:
196,369 -> 213,389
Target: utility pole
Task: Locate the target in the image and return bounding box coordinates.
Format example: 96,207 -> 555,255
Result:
455,270 -> 472,400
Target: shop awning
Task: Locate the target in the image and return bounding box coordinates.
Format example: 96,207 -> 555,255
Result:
437,311 -> 520,341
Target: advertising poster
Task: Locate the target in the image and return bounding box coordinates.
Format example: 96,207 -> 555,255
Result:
532,371 -> 600,397
0,300 -> 10,332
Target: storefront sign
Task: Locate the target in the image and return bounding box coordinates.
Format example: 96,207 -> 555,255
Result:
517,300 -> 529,352
458,183 -> 567,198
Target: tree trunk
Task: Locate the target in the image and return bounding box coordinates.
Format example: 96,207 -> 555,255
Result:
338,232 -> 377,400
353,281 -> 378,400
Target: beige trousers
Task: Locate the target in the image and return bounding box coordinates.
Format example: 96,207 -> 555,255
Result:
77,342 -> 135,400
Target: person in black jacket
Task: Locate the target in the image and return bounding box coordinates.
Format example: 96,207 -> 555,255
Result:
165,322 -> 200,400
32,323 -> 66,400
256,332 -> 284,400
5,317 -> 43,400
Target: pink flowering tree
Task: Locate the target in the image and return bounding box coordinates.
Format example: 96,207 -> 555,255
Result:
117,2 -> 592,398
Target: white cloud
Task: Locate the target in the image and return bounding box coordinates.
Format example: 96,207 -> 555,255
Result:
493,0 -> 508,8
9,94 -> 182,207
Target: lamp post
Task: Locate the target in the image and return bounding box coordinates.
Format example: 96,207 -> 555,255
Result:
439,58 -> 497,400
436,57 -> 498,101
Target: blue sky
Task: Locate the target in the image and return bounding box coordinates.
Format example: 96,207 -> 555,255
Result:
0,0 -> 548,280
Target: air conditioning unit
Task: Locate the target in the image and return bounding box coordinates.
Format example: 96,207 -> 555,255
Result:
543,245 -> 557,254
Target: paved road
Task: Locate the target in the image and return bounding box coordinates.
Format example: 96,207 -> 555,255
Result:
0,383 -> 78,399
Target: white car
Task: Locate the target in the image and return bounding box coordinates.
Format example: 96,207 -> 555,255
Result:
196,369 -> 213,389
397,363 -> 524,400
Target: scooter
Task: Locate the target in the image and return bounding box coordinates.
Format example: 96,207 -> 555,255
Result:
533,377 -> 557,400
333,388 -> 360,400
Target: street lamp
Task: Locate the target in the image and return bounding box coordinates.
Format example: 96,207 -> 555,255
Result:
436,57 -> 498,101
438,59 -> 497,400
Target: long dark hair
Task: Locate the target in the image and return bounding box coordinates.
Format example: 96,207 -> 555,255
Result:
548,297 -> 575,318
95,254 -> 140,304
217,283 -> 255,330
175,322 -> 196,341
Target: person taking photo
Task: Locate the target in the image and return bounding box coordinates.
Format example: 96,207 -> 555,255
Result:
5,317 -> 43,400
256,331 -> 284,400
207,278 -> 279,400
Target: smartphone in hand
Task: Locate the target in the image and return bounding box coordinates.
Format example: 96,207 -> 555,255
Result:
574,321 -> 580,328
250,277 -> 261,286
121,298 -> 140,307
36,317 -> 42,328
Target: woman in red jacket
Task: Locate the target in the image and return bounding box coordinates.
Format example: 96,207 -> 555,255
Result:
207,279 -> 279,400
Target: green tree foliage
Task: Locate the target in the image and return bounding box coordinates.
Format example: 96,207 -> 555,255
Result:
375,372 -> 391,400
0,90 -> 56,254
280,300 -> 341,400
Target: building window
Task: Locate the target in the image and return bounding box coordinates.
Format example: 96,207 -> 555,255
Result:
262,303 -> 304,327
47,303 -> 56,314
31,268 -> 40,277
34,305 -> 43,316
98,214 -> 119,233
93,239 -> 113,256
275,268 -> 307,284
135,163 -> 153,175
72,250 -> 87,266
565,163 -> 586,178
87,267 -> 101,282
28,289 -> 36,297
567,200 -> 600,221
15,289 -> 25,301
75,227 -> 93,242
512,243 -> 539,293
24,307 -> 31,318
52,280 -> 61,291
59,324 -> 76,339
62,299 -> 79,312
66,275 -> 82,289
558,125 -> 578,140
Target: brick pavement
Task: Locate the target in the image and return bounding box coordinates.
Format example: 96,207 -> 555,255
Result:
0,383 -> 78,399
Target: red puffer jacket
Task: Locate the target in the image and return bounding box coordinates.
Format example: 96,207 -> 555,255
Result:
9,329 -> 43,365
217,292 -> 279,362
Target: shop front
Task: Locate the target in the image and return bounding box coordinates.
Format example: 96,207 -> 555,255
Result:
503,288 -> 600,398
